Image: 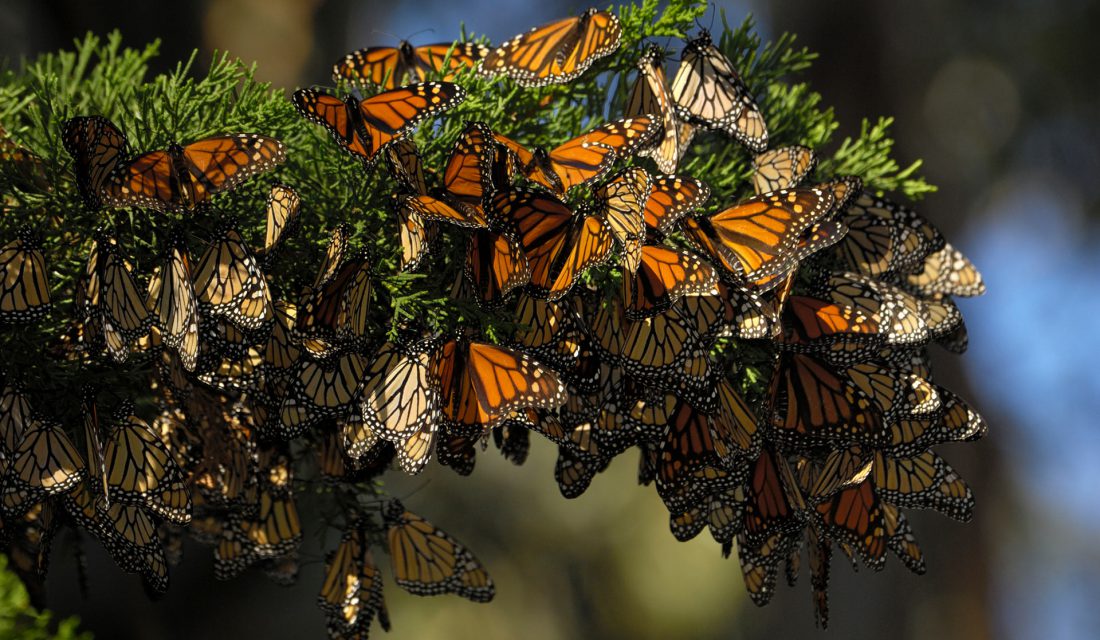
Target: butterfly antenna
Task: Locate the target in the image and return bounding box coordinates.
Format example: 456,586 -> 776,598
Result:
403,28 -> 436,42
370,28 -> 403,43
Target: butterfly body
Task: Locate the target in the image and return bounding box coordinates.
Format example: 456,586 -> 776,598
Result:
671,31 -> 768,152
334,41 -> 487,89
293,83 -> 465,166
102,134 -> 286,212
627,46 -> 696,173
493,116 -> 659,195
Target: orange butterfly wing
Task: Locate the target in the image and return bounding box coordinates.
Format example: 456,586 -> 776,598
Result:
294,84 -> 464,165
465,230 -> 530,306
546,115 -> 659,192
179,134 -> 286,198
333,46 -> 406,88
442,122 -> 498,210
595,167 -> 650,273
412,42 -> 488,80
705,187 -> 833,282
62,116 -> 130,209
643,175 -> 710,236
623,244 -> 717,319
543,215 -> 614,300
355,82 -> 466,159
464,342 -> 567,426
481,10 -> 620,87
293,89 -> 374,159
102,149 -> 177,209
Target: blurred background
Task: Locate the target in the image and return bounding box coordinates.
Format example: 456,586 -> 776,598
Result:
3,0 -> 1099,638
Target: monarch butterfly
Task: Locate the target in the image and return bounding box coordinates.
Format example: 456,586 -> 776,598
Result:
389,139 -> 487,228
464,227 -> 530,306
920,296 -> 965,347
257,184 -> 301,262
386,138 -> 486,272
809,270 -> 937,351
1,418 -> 85,519
884,388 -> 987,457
507,294 -> 585,374
150,404 -> 203,475
98,501 -> 170,592
0,229 -> 51,322
318,525 -> 389,638
593,167 -> 650,273
359,339 -> 441,475
779,282 -> 885,364
214,448 -> 301,579
752,146 -> 816,195
278,349 -> 368,438
678,280 -> 776,342
192,410 -> 257,507
647,392 -> 748,514
567,374 -> 644,459
197,346 -> 266,394
384,500 -> 494,601
642,174 -> 710,237
292,83 -> 465,166
441,122 -> 505,214
836,191 -> 946,278
812,479 -> 888,570
627,45 -> 696,173
480,9 -> 621,87
432,337 -> 566,434
193,224 -> 273,332
748,219 -> 848,291
492,115 -> 660,194
493,189 -> 614,300
827,273 -> 931,347
341,409 -> 395,469
671,30 -> 768,152
0,381 -> 33,464
740,445 -> 807,548
62,116 -> 130,209
100,131 -> 285,212
554,444 -> 608,498
261,301 -> 301,376
588,296 -> 707,386
247,484 -> 302,559
434,425 -> 484,476
693,187 -> 834,285
313,224 -> 352,289
872,450 -> 973,521
771,353 -> 881,447
670,484 -> 746,545
782,522 -> 832,628
880,502 -> 926,575
735,524 -> 802,608
904,242 -> 986,297
297,252 -> 371,348
99,412 -> 191,525
623,244 -> 718,319
494,418 -> 533,466
81,392 -> 109,508
334,40 -> 487,89
81,234 -> 152,363
146,235 -> 199,371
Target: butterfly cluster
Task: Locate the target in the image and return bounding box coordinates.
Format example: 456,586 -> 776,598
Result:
0,5 -> 986,636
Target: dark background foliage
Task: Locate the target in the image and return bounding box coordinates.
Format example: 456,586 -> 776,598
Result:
2,0 -> 1098,638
